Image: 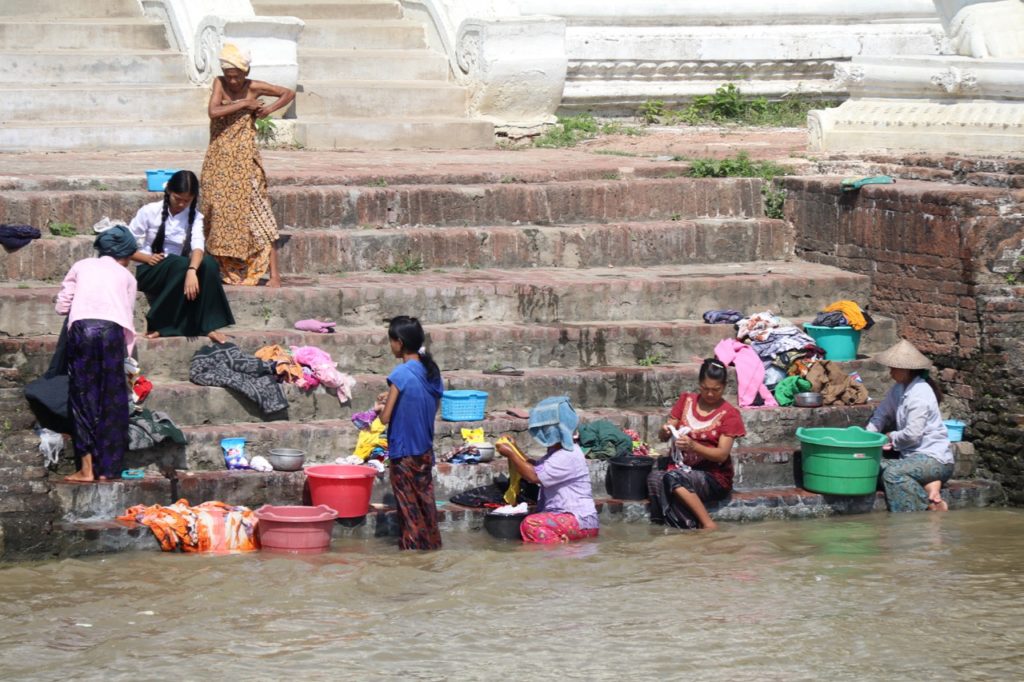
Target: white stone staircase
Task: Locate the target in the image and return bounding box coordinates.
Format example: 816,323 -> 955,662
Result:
250,0 -> 494,149
0,0 -> 209,151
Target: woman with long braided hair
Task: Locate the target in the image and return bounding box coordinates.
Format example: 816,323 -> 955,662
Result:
129,170 -> 235,342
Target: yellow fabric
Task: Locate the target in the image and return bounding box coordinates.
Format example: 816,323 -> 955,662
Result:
461,428 -> 485,444
496,436 -> 528,505
353,417 -> 388,460
823,300 -> 867,331
219,43 -> 251,72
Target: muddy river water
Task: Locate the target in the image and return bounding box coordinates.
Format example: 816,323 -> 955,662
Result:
2,509 -> 1023,681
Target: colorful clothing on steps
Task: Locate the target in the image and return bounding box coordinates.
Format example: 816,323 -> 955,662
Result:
118,499 -> 259,552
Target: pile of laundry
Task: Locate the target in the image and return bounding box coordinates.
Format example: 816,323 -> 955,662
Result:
706,301 -> 873,408
334,409 -> 387,472
253,344 -> 356,404
189,342 -> 357,416
117,499 -> 259,553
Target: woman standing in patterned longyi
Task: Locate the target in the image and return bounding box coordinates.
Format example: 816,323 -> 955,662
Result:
200,43 -> 294,288
377,316 -> 445,550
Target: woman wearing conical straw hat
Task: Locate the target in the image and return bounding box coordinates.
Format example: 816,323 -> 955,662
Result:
866,339 -> 954,512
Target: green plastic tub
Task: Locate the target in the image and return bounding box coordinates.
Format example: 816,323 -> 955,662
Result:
795,426 -> 887,496
803,324 -> 861,361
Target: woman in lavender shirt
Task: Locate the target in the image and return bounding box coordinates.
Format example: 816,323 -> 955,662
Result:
496,396 -> 599,543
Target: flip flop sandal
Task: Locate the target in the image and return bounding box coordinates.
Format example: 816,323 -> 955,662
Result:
483,365 -> 524,376
121,468 -> 146,479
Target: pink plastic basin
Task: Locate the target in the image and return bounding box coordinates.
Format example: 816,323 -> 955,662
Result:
255,504 -> 338,554
305,464 -> 377,518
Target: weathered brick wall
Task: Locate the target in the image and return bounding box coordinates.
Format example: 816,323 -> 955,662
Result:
786,177 -> 1024,502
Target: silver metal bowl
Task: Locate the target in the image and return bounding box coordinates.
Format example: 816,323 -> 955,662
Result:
794,392 -> 823,408
268,448 -> 306,471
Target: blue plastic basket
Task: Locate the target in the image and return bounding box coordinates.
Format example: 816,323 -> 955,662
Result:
441,390 -> 488,421
145,169 -> 179,192
944,419 -> 965,442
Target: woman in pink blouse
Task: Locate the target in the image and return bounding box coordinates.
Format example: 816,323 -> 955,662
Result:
55,225 -> 138,481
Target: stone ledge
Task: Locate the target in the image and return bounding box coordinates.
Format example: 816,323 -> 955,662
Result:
49,479 -> 1004,557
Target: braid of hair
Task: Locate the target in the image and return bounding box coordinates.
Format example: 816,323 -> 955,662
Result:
151,192 -> 170,255
180,194 -> 199,257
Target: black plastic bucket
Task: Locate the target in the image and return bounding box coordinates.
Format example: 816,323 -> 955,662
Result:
483,512 -> 528,541
608,455 -> 655,500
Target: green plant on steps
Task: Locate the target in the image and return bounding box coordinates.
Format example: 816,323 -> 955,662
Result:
48,221 -> 77,237
381,255 -> 424,274
255,116 -> 277,144
683,152 -> 792,219
638,352 -> 665,367
762,183 -> 787,220
639,99 -> 667,124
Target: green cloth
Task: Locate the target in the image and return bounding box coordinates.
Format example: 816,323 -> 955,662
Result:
774,376 -> 812,407
577,420 -> 633,460
840,175 -> 895,192
136,253 -> 235,338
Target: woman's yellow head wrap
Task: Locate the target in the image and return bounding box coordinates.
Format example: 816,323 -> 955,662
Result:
219,43 -> 251,73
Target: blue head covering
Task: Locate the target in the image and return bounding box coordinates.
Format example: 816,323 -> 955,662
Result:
93,224 -> 138,259
528,396 -> 578,450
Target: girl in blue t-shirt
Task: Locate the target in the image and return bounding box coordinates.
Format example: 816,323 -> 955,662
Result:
378,316 -> 444,550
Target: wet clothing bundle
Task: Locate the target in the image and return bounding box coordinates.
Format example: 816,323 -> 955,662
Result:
577,420 -> 633,459
128,409 -> 187,451
189,342 -> 287,415
118,499 -> 259,553
811,311 -> 848,328
821,300 -> 872,331
0,223 -> 41,251
450,476 -> 539,508
804,360 -> 868,406
714,338 -> 778,408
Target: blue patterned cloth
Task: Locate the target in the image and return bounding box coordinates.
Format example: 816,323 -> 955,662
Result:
528,396 -> 578,450
880,454 -> 954,512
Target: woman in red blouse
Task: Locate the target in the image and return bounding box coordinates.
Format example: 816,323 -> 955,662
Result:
647,358 -> 746,530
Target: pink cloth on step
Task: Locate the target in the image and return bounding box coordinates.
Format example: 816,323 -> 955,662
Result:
714,338 -> 779,408
294,318 -> 336,333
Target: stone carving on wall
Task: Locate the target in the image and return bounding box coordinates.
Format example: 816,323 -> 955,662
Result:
141,0 -> 303,89
930,66 -> 980,93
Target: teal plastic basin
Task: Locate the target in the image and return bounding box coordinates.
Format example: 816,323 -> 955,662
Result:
803,324 -> 861,361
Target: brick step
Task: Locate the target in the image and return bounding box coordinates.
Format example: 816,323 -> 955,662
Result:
49,479 -> 1006,556
0,19 -> 168,51
254,0 -> 404,21
294,117 -> 495,150
0,49 -> 189,85
51,403 -> 881,477
818,154 -> 1024,189
0,85 -> 208,123
3,316 -> 898,381
294,49 -> 449,82
0,218 -> 791,282
0,153 -> 689,192
0,177 -> 765,235
0,121 -> 210,153
299,20 -> 427,50
0,260 -> 870,336
296,80 -> 469,118
22,216 -> 792,283
4,0 -> 141,17
41,359 -> 887,428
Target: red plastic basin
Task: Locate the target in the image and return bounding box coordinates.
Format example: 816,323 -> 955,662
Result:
305,464 -> 377,518
255,504 -> 338,554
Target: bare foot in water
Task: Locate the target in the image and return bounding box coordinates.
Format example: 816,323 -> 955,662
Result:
928,498 -> 949,512
145,331 -> 161,340
208,331 -> 229,344
700,520 -> 719,531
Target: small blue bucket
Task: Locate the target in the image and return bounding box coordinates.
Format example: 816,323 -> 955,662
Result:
145,169 -> 179,192
944,419 -> 965,443
803,324 -> 861,361
441,390 -> 488,421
